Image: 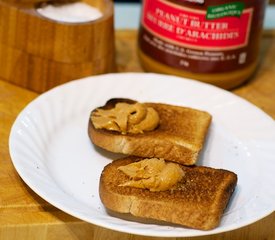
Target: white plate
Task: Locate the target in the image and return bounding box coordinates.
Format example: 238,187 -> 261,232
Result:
9,73 -> 275,237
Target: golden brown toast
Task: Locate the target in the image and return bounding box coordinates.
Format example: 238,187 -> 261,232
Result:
99,157 -> 238,230
88,98 -> 212,165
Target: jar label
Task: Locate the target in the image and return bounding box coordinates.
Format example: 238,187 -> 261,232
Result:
142,0 -> 252,50
139,0 -> 265,74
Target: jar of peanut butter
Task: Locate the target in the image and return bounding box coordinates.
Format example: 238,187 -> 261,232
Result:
138,0 -> 267,89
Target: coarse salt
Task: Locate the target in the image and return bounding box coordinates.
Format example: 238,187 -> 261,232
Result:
36,2 -> 103,23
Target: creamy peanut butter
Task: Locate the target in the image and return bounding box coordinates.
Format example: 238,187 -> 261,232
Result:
118,158 -> 184,192
91,102 -> 159,134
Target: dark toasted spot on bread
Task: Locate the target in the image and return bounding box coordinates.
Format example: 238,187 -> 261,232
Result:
99,157 -> 237,230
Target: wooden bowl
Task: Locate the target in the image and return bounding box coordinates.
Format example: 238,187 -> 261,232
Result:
0,0 -> 115,92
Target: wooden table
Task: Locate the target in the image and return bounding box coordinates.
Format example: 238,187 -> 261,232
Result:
0,30 -> 274,240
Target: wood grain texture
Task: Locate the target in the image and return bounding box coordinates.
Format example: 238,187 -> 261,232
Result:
0,0 -> 115,92
0,30 -> 274,240
4,0 -> 77,3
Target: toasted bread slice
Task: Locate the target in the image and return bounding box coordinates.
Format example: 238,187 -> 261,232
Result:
99,157 -> 237,230
88,98 -> 212,165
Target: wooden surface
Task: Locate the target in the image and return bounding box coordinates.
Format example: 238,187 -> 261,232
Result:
0,30 -> 274,240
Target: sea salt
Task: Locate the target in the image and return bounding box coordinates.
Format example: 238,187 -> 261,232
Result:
36,2 -> 103,23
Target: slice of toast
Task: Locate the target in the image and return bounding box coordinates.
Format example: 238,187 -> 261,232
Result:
88,98 -> 212,165
99,157 -> 237,230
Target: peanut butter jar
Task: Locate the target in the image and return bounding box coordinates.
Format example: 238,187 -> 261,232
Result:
138,0 -> 267,89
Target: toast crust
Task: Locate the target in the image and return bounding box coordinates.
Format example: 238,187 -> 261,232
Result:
99,157 -> 237,230
88,99 -> 212,165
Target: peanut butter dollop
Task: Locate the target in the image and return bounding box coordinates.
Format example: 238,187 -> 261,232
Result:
118,158 -> 184,192
91,102 -> 159,134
